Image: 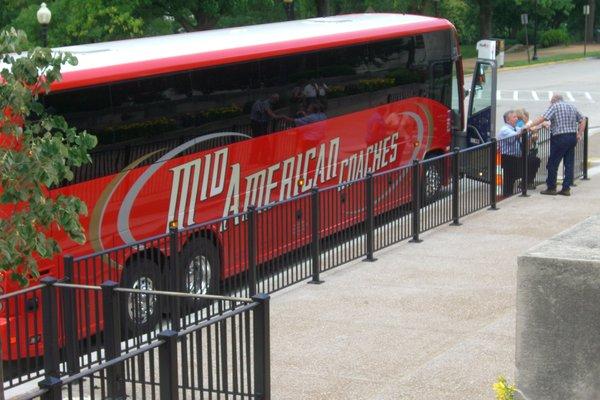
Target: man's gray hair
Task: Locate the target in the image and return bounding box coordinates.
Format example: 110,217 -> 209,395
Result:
503,109 -> 514,123
551,93 -> 564,104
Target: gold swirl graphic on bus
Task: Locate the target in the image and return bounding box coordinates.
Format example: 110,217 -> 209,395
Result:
416,103 -> 434,154
89,149 -> 167,268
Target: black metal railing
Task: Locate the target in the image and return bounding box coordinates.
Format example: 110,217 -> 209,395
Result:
3,119 -> 589,393
6,280 -> 269,400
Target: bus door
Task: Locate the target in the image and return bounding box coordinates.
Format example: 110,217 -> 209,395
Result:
466,60 -> 497,147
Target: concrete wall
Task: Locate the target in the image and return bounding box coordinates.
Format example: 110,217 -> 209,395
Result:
516,215 -> 600,400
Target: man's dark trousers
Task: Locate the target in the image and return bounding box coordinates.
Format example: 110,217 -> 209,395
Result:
546,133 -> 577,190
501,154 -> 541,196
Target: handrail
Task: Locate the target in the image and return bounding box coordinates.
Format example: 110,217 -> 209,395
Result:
0,284 -> 44,301
53,282 -> 102,291
177,301 -> 259,337
113,287 -> 253,303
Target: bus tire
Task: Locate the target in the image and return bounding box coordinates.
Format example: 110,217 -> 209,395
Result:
180,237 -> 220,309
421,155 -> 443,205
120,257 -> 162,335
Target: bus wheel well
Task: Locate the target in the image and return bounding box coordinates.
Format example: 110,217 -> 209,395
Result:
184,229 -> 221,252
425,149 -> 445,159
124,248 -> 167,271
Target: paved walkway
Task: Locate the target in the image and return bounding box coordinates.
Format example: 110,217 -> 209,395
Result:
269,132 -> 600,399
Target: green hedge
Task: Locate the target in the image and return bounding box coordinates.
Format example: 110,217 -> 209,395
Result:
539,28 -> 571,48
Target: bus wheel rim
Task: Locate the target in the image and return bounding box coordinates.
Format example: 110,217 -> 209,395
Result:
187,255 -> 211,295
128,276 -> 156,324
425,166 -> 441,198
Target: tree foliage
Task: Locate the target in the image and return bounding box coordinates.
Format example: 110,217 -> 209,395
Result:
1,0 -> 597,47
0,29 -> 97,285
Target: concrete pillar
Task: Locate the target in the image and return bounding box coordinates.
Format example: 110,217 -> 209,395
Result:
516,215 -> 600,400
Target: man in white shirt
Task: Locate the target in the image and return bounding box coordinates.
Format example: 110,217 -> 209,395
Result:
497,110 -> 540,196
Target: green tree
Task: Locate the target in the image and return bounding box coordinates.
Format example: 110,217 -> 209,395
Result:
0,28 -> 97,286
8,0 -> 153,47
140,0 -> 251,31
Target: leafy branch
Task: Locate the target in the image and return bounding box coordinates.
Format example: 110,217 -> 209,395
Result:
0,28 -> 97,286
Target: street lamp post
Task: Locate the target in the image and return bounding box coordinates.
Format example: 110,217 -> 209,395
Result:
36,2 -> 52,47
532,0 -> 538,60
283,0 -> 295,21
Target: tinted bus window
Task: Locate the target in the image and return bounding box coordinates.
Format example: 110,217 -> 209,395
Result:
317,43 -> 370,119
43,85 -> 112,133
191,62 -> 257,138
368,36 -> 428,105
256,53 -> 320,134
430,61 -> 453,109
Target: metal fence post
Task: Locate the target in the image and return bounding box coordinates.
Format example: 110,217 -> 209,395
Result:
489,138 -> 498,210
252,294 -> 271,400
169,225 -> 181,331
62,256 -> 80,375
247,206 -> 258,297
101,281 -> 126,400
309,188 -> 324,284
40,277 -> 60,380
364,173 -> 377,261
409,160 -> 422,243
583,117 -> 589,180
520,130 -> 529,197
451,147 -> 462,226
158,330 -> 179,400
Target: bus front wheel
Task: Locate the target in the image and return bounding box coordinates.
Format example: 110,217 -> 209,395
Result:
421,156 -> 443,204
120,257 -> 162,335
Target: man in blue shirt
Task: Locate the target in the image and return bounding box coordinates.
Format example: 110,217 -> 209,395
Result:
528,94 -> 586,196
497,110 -> 541,196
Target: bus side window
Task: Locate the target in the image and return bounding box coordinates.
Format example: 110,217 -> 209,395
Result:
368,36 -> 429,104
317,43 -> 370,119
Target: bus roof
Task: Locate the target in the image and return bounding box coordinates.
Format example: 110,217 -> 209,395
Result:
52,13 -> 454,91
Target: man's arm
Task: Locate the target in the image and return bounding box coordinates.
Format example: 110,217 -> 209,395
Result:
528,104 -> 555,129
265,105 -> 281,119
528,115 -> 547,129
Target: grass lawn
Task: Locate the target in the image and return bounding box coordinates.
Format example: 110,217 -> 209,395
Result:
503,51 -> 600,68
461,45 -> 600,75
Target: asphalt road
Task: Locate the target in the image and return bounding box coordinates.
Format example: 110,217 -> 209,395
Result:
496,58 -> 600,130
466,58 -> 600,132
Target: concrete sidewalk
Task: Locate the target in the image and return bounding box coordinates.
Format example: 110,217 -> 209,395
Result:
270,136 -> 600,399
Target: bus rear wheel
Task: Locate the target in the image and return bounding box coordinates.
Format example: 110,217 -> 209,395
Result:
120,257 -> 161,335
180,237 -> 220,309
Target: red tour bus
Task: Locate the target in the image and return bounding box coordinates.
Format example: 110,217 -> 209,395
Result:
1,13 -> 465,355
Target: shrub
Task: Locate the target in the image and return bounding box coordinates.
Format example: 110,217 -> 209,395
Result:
540,28 -> 571,48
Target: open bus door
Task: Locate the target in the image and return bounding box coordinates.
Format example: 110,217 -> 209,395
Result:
461,40 -> 498,182
466,59 -> 497,147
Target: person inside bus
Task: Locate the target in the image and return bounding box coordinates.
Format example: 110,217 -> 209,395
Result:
302,80 -> 329,109
497,109 -> 541,196
289,85 -> 305,117
250,93 -> 282,136
286,101 -> 327,127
